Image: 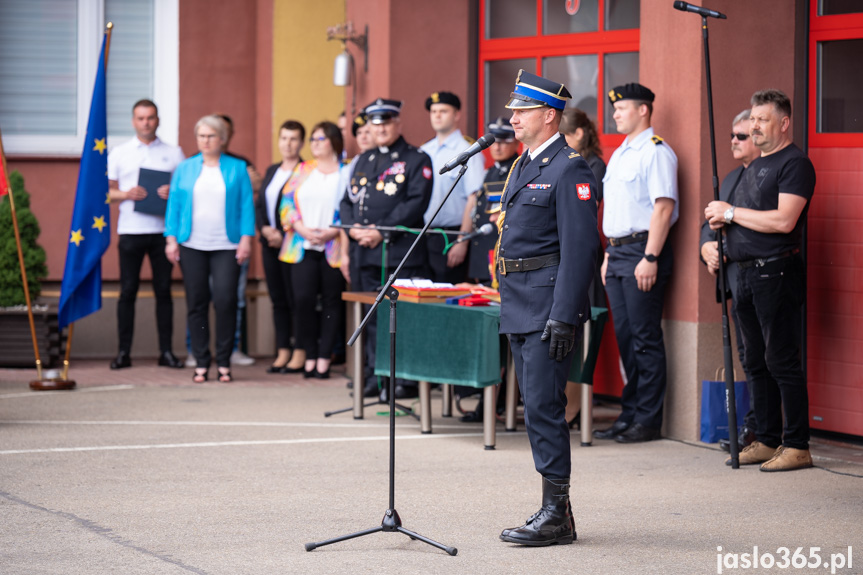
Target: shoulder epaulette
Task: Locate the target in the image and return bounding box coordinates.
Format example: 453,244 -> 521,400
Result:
652,135 -> 664,145
463,135 -> 476,145
567,151 -> 581,160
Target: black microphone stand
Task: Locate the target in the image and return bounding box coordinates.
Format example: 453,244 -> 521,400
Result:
697,11 -> 740,467
305,163 -> 470,556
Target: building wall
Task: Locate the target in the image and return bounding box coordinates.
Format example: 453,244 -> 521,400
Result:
271,0 -> 345,163
345,0 -> 475,147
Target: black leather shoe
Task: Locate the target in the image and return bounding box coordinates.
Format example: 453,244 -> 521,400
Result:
593,420 -> 629,440
314,368 -> 330,380
615,423 -> 661,443
719,426 -> 756,452
362,380 -> 380,398
460,409 -> 483,423
394,384 -> 419,399
110,352 -> 131,370
157,351 -> 183,369
266,364 -> 288,374
500,477 -> 575,546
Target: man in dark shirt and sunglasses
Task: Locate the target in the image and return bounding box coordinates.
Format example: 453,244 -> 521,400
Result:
699,109 -> 761,452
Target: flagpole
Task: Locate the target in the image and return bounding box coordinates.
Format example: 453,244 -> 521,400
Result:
32,22 -> 114,391
0,129 -> 45,381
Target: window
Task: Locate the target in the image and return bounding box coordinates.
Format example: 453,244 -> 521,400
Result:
0,0 -> 179,155
809,2 -> 863,146
478,0 -> 639,146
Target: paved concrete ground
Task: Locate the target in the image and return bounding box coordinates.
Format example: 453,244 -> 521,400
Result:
1,360 -> 862,575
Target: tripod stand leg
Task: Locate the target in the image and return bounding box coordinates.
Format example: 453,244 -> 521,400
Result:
304,525 -> 383,551
325,400 -> 381,418
396,526 -> 458,556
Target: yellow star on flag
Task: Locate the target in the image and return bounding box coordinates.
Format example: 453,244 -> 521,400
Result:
92,215 -> 107,233
105,192 -> 111,204
70,229 -> 84,247
93,138 -> 107,155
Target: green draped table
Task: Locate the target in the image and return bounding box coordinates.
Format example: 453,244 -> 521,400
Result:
370,298 -> 608,449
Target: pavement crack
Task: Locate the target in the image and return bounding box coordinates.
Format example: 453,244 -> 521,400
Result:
0,489 -> 212,574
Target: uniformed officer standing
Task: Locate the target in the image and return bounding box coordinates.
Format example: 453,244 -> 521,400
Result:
340,99 -> 433,399
595,83 -> 679,443
496,70 -> 600,546
420,91 -> 485,283
462,117 -> 520,285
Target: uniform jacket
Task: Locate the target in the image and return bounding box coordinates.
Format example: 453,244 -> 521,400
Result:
339,135 -> 433,269
469,155 -> 517,282
164,153 -> 255,244
497,136 -> 600,334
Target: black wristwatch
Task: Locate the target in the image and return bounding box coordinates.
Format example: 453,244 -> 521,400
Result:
644,253 -> 658,263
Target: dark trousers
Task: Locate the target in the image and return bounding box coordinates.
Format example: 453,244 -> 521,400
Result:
735,254 -> 809,449
605,242 -> 672,430
354,264 -> 425,387
426,228 -> 468,284
730,297 -> 757,430
260,242 -> 295,351
291,251 -> 345,359
179,246 -> 240,369
117,233 -> 174,353
508,331 -> 576,479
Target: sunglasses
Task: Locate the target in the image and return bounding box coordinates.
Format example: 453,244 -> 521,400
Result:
731,132 -> 749,141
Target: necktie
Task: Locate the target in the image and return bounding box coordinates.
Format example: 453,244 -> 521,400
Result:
520,153 -> 532,175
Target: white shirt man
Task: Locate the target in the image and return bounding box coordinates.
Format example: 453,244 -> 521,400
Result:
107,99 -> 184,369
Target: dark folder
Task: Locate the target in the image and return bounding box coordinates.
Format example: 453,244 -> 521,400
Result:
134,168 -> 172,216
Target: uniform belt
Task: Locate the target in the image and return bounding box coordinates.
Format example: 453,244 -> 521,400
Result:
737,249 -> 799,269
608,231 -> 648,247
498,252 -> 560,276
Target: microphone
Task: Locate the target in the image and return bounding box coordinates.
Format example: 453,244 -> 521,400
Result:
673,1 -> 726,19
440,134 -> 496,175
454,223 -> 495,244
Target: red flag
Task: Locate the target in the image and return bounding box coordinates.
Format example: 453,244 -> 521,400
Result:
0,140 -> 8,196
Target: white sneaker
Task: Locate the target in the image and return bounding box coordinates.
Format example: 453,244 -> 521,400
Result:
230,350 -> 255,366
184,355 -> 196,368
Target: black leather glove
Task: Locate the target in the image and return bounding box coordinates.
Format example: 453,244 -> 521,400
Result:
540,319 -> 577,362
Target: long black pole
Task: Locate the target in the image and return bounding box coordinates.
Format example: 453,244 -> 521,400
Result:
702,15 -> 740,468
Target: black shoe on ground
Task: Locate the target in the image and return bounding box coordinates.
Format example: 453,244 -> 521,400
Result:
157,351 -> 184,369
615,423 -> 661,443
593,420 -> 629,440
719,426 -> 756,452
362,380 -> 380,398
110,352 -> 131,370
460,409 -> 483,423
500,477 -> 575,546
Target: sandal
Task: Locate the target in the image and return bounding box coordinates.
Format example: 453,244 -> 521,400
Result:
193,368 -> 208,383
217,367 -> 233,383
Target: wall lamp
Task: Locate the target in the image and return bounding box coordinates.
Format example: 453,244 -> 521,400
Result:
327,21 -> 368,115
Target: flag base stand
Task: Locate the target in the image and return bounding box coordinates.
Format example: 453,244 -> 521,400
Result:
30,378 -> 76,391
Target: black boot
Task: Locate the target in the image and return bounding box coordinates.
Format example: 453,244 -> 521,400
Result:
500,477 -> 575,546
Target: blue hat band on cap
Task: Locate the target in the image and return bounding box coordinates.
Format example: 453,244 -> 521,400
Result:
513,84 -> 566,110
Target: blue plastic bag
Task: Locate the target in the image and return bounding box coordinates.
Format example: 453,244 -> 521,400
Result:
700,372 -> 749,443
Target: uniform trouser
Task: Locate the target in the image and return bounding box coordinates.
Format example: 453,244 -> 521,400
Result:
291,251 -> 345,360
117,233 -> 174,354
426,227 -> 468,284
260,242 -> 295,351
605,243 -> 672,430
179,246 -> 240,369
734,255 -> 809,450
507,331 -> 576,479
355,263 -> 425,387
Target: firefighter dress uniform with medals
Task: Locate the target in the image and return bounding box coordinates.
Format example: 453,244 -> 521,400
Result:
339,98 -> 433,397
496,70 -> 600,547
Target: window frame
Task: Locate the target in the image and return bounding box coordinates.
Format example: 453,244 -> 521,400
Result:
808,2 -> 863,147
477,0 -> 639,147
3,0 -> 179,156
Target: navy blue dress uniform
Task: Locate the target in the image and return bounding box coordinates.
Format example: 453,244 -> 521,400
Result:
497,71 -> 600,547
340,98 -> 433,397
599,83 -> 679,442
468,117 -> 517,284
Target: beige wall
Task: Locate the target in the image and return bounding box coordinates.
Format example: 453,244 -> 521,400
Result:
271,0 -> 346,164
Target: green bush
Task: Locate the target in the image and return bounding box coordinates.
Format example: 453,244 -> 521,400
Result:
0,171 -> 48,307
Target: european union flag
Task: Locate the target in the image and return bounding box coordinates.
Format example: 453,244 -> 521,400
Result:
58,33 -> 111,329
